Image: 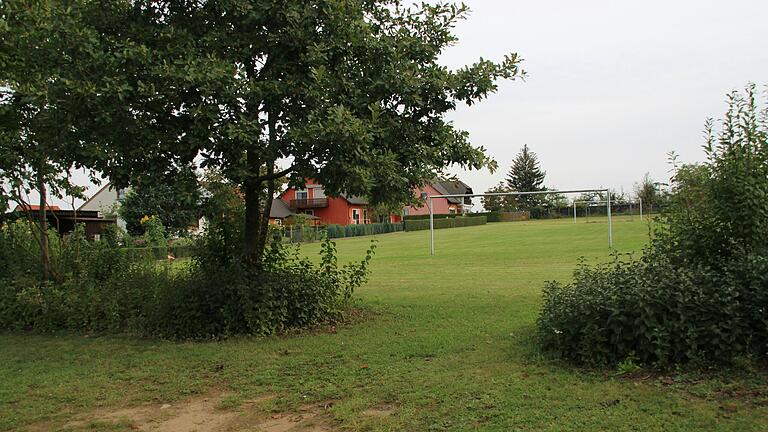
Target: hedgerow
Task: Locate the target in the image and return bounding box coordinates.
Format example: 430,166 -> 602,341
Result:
404,215 -> 486,231
0,217 -> 375,339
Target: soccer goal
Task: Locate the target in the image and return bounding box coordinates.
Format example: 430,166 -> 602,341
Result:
572,199 -> 645,223
572,200 -> 608,223
425,189 -> 613,255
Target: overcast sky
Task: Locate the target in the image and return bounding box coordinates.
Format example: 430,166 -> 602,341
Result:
440,0 -> 768,204
51,1 -> 767,208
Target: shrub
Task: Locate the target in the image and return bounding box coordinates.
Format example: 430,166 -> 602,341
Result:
537,85 -> 768,366
0,217 -> 376,338
0,222 -> 161,332
140,215 -> 167,247
145,236 -> 376,338
538,251 -> 768,366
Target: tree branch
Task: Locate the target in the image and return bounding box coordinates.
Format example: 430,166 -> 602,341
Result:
254,165 -> 295,183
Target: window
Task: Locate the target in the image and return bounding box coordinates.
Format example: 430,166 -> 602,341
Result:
363,209 -> 368,224
296,189 -> 308,200
449,208 -> 456,214
403,207 -> 410,216
304,210 -> 314,216
352,209 -> 360,224
117,188 -> 126,200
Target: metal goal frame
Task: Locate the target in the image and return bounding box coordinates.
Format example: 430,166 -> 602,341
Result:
426,189 -> 613,255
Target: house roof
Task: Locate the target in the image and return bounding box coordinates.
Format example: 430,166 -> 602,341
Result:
14,204 -> 62,212
270,199 -> 293,219
434,180 -> 473,204
341,194 -> 368,205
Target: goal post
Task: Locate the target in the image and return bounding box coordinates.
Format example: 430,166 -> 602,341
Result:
427,188 -> 613,255
572,200 -> 608,223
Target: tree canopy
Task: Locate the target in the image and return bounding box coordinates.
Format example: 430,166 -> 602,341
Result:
482,182 -> 515,212
634,173 -> 661,211
2,0 -> 524,265
118,181 -> 201,236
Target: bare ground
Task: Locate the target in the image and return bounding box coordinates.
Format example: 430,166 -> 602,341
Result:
39,391 -> 338,432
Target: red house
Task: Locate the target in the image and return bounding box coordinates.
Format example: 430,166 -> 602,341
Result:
279,179 -> 373,226
403,180 -> 474,216
278,178 -> 473,226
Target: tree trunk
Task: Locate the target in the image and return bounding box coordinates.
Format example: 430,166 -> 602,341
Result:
243,150 -> 263,264
254,109 -> 279,266
255,170 -> 275,266
37,172 -> 51,281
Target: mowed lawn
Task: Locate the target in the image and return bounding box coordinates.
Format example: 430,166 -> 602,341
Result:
2,216 -> 768,431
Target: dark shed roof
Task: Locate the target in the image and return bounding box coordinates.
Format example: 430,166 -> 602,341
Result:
341,194 -> 368,205
434,180 -> 473,204
270,199 -> 293,219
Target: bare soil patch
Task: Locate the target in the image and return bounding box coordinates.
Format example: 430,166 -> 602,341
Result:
41,391 -> 337,431
361,404 -> 395,418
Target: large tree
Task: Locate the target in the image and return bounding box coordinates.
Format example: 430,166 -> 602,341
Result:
5,1 -> 523,265
482,182 -> 515,212
0,1 -> 96,280
90,1 -> 521,263
634,173 -> 660,213
506,144 -> 546,208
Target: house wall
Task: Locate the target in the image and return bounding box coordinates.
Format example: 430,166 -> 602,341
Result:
79,184 -> 127,229
404,184 -> 452,216
279,180 -> 366,226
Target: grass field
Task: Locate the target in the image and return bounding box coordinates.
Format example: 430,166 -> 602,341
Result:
2,216 -> 767,431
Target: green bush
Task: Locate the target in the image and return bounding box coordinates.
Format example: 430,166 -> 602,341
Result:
538,251 -> 768,366
144,236 -> 376,338
0,216 -> 376,338
538,85 -> 768,366
0,221 -> 161,333
404,216 -> 486,231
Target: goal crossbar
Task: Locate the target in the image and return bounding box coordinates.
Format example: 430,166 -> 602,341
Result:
426,188 -> 613,255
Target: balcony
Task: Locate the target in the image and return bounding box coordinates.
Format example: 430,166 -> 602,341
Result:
289,198 -> 329,210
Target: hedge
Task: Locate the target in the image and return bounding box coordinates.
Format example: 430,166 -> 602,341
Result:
404,216 -> 487,231
403,213 -> 460,220
285,222 -> 404,242
327,222 -> 403,239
